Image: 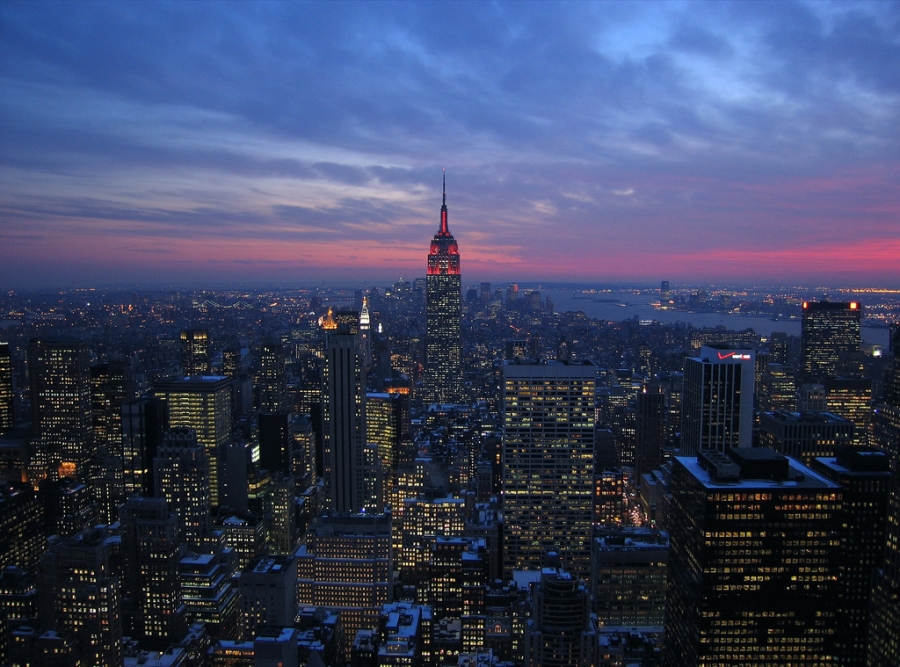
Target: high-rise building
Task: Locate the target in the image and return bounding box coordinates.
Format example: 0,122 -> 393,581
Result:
37,526 -> 123,667
524,555 -> 597,667
27,337 -> 93,482
502,359 -> 596,580
322,313 -> 368,513
801,301 -> 862,381
238,555 -> 297,636
153,427 -> 212,549
681,345 -> 755,455
154,375 -> 232,506
0,482 -> 44,571
664,448 -> 840,667
366,392 -> 402,480
122,395 -> 167,497
759,410 -> 855,465
634,384 -> 666,480
179,547 -> 241,641
119,496 -> 186,648
0,342 -> 14,435
180,329 -> 211,376
592,527 -> 669,628
296,513 -> 393,656
257,342 -> 288,414
425,173 -> 462,405
823,376 -> 872,445
868,322 -> 900,666
810,447 -> 890,667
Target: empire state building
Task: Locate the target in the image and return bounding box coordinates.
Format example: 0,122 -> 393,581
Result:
425,173 -> 462,404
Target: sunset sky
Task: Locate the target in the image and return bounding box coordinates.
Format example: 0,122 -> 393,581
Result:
1,1 -> 899,289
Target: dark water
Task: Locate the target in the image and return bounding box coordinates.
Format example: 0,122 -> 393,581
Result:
542,289 -> 889,348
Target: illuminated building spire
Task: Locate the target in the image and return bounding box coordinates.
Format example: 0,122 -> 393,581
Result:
440,169 -> 449,236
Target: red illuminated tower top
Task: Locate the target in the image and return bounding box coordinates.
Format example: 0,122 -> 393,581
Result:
428,170 -> 460,275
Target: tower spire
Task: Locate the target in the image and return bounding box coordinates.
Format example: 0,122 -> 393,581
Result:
440,169 -> 449,235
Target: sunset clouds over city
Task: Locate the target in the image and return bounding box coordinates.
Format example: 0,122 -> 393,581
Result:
1,1 -> 899,288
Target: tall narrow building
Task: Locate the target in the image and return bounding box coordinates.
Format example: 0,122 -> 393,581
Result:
425,173 -> 462,405
154,375 -> 232,506
321,311 -> 369,513
502,359 -> 596,580
27,337 -> 93,482
801,301 -> 862,381
180,329 -> 211,376
0,342 -> 14,435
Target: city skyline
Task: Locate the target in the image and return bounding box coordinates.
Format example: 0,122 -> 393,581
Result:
2,1 -> 899,289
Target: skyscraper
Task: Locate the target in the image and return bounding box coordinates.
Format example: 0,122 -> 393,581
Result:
681,344 -> 755,455
27,337 -> 93,482
0,342 -> 14,435
153,427 -> 212,548
425,173 -> 462,405
502,359 -> 596,580
119,496 -> 186,648
664,448 -> 840,667
180,329 -> 211,376
801,300 -> 862,381
154,375 -> 232,506
321,311 -> 368,513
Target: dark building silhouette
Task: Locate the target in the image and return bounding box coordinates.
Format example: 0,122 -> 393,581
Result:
122,395 -> 167,497
801,301 -> 862,381
321,310 -> 369,513
665,448 -> 840,666
425,173 -> 462,405
811,447 -> 890,666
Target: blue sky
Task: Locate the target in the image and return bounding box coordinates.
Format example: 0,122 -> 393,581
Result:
1,1 -> 899,288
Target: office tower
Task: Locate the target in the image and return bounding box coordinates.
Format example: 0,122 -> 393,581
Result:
592,527 -> 669,627
296,513 -> 393,656
122,395 -> 167,497
258,411 -> 294,475
593,469 -> 624,527
868,322 -> 900,666
824,376 -> 872,445
180,329 -> 211,376
257,342 -> 288,413
524,556 -> 597,667
179,548 -> 241,640
634,384 -> 666,480
216,511 -> 267,571
375,601 -> 433,667
424,537 -> 488,624
154,375 -> 232,506
664,448 -> 840,667
119,496 -> 186,648
367,392 -> 402,474
0,342 -> 13,435
238,555 -> 297,636
27,337 -> 93,482
759,410 -> 855,465
292,413 -> 316,488
425,173 -> 462,405
398,495 -> 467,577
37,526 -> 122,667
359,296 -> 372,370
153,427 -> 212,549
758,362 -> 796,412
660,280 -> 670,303
265,472 -> 297,555
681,345 -> 755,455
90,357 -> 132,454
322,313 -> 368,513
810,447 -> 890,667
0,566 -> 37,666
40,476 -> 97,539
801,301 -> 862,381
502,359 -> 596,580
0,482 -> 44,571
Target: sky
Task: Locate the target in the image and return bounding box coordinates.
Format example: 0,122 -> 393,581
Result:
1,1 -> 899,290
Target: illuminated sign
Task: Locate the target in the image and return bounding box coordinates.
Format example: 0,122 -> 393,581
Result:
717,351 -> 752,360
